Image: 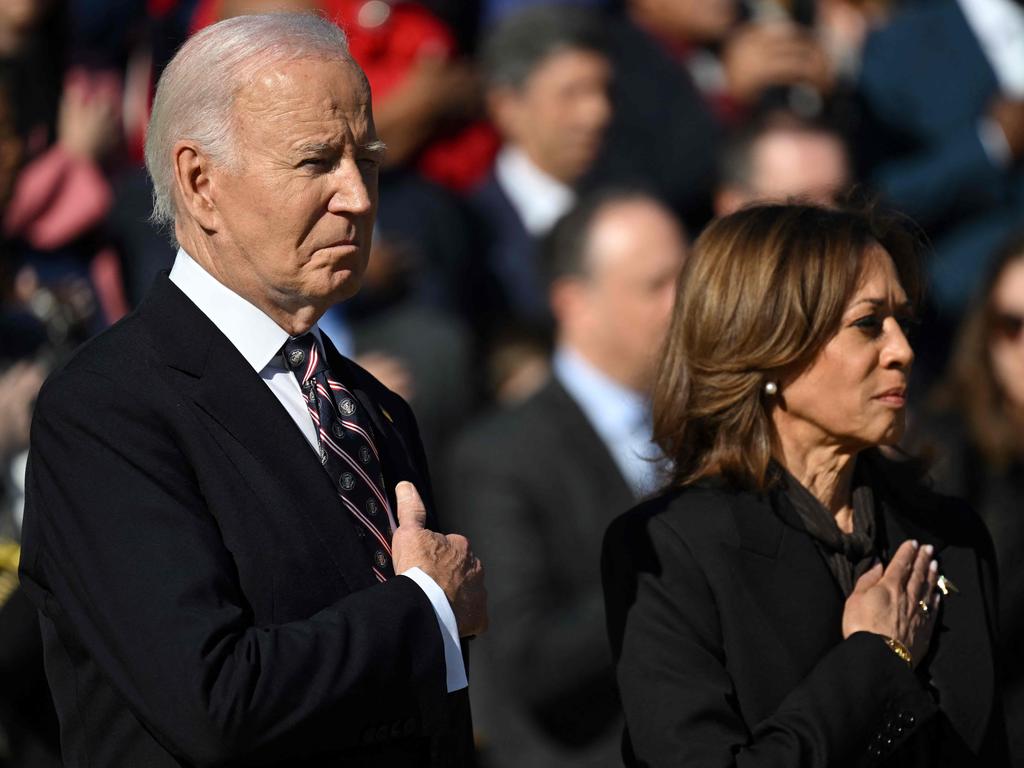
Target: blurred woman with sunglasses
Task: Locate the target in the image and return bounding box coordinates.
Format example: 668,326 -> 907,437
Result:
917,232 -> 1024,767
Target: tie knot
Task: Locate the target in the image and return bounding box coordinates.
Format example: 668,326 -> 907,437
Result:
282,333 -> 322,384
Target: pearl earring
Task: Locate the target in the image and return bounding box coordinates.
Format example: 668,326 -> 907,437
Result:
764,381 -> 778,396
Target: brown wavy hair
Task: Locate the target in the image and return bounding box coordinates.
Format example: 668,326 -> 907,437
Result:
934,232 -> 1024,468
652,203 -> 924,491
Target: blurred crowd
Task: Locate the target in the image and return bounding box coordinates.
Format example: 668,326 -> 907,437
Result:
0,0 -> 1023,766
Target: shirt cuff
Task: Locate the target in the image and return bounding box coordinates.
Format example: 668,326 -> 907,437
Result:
400,567 -> 467,692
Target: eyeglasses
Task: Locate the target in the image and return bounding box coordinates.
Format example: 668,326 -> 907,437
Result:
992,311 -> 1024,340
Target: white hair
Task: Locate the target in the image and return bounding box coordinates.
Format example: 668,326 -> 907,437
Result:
144,13 -> 358,232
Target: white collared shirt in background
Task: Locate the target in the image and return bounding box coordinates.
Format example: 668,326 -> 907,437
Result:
553,345 -> 663,498
958,0 -> 1024,165
169,248 -> 467,693
494,146 -> 576,237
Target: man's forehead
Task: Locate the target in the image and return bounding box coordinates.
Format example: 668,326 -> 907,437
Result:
236,58 -> 368,112
233,57 -> 373,142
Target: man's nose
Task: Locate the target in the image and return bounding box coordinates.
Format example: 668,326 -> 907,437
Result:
327,160 -> 373,215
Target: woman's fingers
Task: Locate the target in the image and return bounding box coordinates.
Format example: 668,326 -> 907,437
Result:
852,561 -> 884,593
907,544 -> 933,604
882,539 -> 919,591
923,558 -> 941,616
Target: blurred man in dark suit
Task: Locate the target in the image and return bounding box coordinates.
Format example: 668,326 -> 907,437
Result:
446,189 -> 687,768
18,13 -> 486,768
472,6 -> 612,327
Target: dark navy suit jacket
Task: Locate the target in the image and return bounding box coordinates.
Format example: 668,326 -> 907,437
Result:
19,274 -> 472,767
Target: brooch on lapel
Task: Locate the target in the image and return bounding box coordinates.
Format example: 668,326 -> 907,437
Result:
937,574 -> 959,596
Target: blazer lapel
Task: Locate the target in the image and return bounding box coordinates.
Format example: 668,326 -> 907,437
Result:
729,489 -> 846,677
141,275 -> 377,593
881,499 -> 993,754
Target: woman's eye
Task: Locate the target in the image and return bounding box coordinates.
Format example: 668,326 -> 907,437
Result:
853,316 -> 883,335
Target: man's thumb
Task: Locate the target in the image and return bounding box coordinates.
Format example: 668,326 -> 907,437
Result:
396,481 -> 427,529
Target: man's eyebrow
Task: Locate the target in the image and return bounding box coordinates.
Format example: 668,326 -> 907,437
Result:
295,141 -> 336,155
293,139 -> 387,157
361,140 -> 388,155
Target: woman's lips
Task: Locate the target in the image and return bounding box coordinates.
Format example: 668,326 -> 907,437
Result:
874,388 -> 907,406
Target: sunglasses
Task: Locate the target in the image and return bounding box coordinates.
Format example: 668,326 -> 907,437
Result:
992,311 -> 1024,340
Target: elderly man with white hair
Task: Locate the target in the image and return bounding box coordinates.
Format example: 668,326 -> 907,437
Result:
17,13 -> 486,768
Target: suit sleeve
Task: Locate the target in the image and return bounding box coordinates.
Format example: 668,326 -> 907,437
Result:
446,433 -> 613,716
858,32 -> 1009,229
602,511 -> 937,768
18,366 -> 448,767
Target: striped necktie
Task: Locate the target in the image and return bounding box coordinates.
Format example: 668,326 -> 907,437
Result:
283,333 -> 396,581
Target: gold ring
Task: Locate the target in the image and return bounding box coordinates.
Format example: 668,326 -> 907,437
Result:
918,599 -> 930,615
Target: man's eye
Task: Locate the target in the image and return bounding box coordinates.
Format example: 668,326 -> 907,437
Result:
299,157 -> 330,169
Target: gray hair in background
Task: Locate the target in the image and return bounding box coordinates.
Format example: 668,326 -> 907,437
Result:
480,5 -> 607,91
145,12 -> 357,231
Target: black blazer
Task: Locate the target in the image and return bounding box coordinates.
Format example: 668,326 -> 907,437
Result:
18,274 -> 472,768
446,377 -> 635,767
602,454 -> 1007,767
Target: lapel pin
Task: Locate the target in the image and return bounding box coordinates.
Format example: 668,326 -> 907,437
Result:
380,407 -> 393,423
937,574 -> 959,597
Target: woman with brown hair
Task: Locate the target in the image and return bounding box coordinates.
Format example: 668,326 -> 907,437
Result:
916,233 -> 1024,766
602,204 -> 1007,767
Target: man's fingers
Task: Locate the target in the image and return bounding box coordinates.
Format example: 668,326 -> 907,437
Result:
395,481 -> 427,529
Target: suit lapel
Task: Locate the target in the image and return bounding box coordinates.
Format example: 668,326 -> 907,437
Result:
140,275 -> 377,593
880,498 -> 993,754
544,379 -> 636,504
729,489 -> 846,676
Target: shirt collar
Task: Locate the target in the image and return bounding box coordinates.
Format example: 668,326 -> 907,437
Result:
553,345 -> 648,436
168,248 -> 323,372
494,146 -> 576,237
957,0 -> 1024,96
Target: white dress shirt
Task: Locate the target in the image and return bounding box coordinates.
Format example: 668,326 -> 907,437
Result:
553,346 -> 663,498
959,0 -> 1024,97
494,146 -> 576,237
169,248 -> 466,692
958,0 -> 1024,166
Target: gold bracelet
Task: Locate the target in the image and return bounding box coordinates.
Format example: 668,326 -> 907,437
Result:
884,637 -> 912,667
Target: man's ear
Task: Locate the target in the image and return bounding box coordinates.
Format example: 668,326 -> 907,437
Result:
486,85 -> 524,144
172,140 -> 220,232
549,274 -> 588,329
